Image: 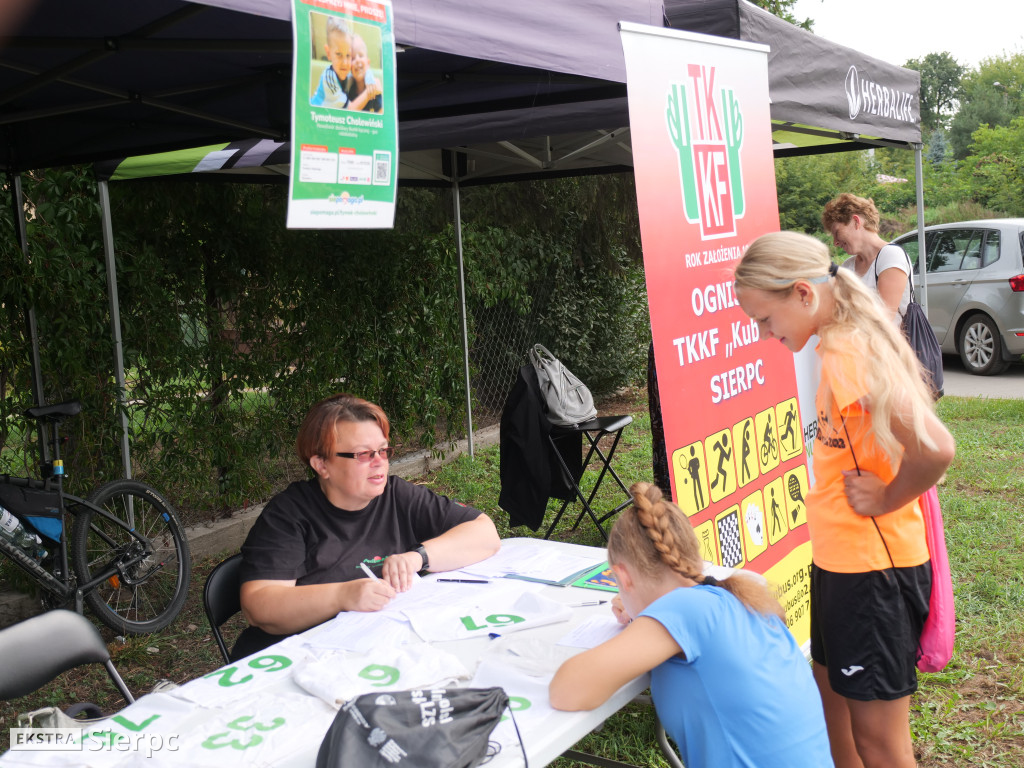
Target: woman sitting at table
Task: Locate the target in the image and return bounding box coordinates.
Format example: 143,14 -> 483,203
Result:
233,392 -> 500,660
549,482 -> 833,768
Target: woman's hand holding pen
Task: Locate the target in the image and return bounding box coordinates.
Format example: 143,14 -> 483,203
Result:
344,578 -> 395,612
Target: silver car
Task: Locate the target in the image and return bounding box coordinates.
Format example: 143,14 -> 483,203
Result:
892,219 -> 1024,375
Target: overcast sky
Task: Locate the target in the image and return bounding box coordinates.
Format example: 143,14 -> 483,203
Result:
791,0 -> 1024,71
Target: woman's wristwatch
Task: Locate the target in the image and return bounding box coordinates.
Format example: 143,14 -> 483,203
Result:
412,545 -> 429,572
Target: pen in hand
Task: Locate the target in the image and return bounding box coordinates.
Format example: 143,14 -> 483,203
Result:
568,600 -> 608,607
359,562 -> 379,580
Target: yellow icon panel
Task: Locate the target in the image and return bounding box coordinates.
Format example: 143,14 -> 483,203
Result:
775,398 -> 803,462
762,476 -> 789,545
672,441 -> 710,517
714,504 -> 746,569
739,488 -> 768,562
783,465 -> 810,529
754,406 -> 781,474
694,519 -> 718,566
733,417 -> 759,489
704,428 -> 737,503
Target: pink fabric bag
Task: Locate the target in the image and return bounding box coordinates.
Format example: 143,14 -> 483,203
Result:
916,486 -> 955,672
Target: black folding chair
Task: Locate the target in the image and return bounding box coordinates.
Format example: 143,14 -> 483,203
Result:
544,414 -> 634,541
203,553 -> 244,665
0,609 -> 135,705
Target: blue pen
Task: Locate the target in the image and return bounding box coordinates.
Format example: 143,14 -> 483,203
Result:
488,632 -> 501,639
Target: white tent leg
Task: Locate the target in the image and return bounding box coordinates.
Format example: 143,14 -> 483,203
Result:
452,175 -> 474,459
914,145 -> 928,313
98,180 -> 132,479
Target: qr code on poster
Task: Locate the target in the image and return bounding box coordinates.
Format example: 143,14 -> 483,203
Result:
373,150 -> 391,185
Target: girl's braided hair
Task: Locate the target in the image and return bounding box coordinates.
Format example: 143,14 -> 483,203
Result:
608,482 -> 784,620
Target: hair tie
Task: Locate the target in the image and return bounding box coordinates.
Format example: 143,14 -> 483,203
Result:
829,262 -> 839,277
702,575 -> 719,587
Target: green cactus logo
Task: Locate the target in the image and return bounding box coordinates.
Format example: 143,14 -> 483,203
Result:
666,66 -> 745,240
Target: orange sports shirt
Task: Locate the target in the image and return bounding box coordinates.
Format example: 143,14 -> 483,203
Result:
805,337 -> 928,573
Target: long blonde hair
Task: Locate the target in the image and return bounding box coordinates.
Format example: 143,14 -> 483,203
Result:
608,482 -> 784,620
733,230 -> 937,463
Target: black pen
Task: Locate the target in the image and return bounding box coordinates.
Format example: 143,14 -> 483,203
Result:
568,600 -> 608,607
436,578 -> 489,584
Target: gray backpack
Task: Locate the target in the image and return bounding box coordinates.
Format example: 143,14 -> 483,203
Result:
529,344 -> 597,426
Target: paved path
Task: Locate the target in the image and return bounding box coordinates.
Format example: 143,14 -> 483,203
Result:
941,356 -> 1024,399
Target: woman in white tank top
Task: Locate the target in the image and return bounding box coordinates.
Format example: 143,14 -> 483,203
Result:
822,193 -> 910,325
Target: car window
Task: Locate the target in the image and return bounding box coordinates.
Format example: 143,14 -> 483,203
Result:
899,236 -> 920,269
981,230 -> 1000,267
960,231 -> 983,270
928,231 -> 963,272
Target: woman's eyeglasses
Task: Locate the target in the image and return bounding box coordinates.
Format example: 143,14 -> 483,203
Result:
334,447 -> 394,463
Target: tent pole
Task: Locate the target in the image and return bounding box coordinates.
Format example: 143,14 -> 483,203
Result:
8,172 -> 49,469
914,145 -> 928,314
452,172 -> 475,459
97,180 -> 132,480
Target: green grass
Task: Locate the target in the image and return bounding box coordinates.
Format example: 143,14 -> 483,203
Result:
909,397 -> 1024,766
2,388 -> 1022,765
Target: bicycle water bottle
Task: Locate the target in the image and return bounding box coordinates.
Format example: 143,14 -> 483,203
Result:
0,506 -> 47,561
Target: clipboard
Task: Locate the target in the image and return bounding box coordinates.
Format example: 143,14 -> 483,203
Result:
503,560 -> 602,587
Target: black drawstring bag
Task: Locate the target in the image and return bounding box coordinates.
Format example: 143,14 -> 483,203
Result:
875,248 -> 944,399
316,687 -> 523,768
902,298 -> 944,399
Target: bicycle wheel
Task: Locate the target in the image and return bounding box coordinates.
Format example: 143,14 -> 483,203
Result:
71,480 -> 191,634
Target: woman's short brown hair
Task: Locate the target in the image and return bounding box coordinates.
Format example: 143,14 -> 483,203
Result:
295,393 -> 390,464
821,192 -> 880,233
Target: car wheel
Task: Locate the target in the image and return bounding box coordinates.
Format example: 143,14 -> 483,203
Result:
958,314 -> 1011,375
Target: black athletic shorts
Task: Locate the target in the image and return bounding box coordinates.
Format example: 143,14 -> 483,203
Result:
810,562 -> 931,701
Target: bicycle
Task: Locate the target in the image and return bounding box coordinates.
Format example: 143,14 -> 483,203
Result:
0,400 -> 191,634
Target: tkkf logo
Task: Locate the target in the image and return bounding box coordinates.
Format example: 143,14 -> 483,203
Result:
666,65 -> 745,240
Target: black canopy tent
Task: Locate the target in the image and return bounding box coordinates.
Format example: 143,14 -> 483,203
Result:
1,0 -> 663,468
3,0 -> 927,470
1,0 -> 662,174
2,0 -> 924,179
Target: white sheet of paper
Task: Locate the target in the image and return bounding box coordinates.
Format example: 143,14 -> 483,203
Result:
406,591 -> 572,642
459,541 -> 604,582
302,611 -> 418,654
556,616 -> 624,648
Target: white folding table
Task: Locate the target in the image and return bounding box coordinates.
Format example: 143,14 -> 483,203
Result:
0,538 -> 651,768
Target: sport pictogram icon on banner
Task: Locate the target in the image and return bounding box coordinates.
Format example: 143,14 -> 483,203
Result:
784,465 -> 810,529
673,441 -> 710,517
715,506 -> 745,568
705,428 -> 737,503
733,417 -> 759,489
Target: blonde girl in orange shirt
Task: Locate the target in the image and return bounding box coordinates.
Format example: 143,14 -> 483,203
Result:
733,231 -> 955,768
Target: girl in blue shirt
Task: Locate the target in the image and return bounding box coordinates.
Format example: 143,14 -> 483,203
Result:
550,482 -> 833,768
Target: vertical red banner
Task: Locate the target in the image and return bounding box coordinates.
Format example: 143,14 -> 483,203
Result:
620,24 -> 813,645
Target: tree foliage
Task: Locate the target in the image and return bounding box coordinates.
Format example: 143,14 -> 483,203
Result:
1,172 -> 648,518
963,117 -> 1024,217
949,53 -> 1024,159
751,0 -> 814,30
905,52 -> 966,132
